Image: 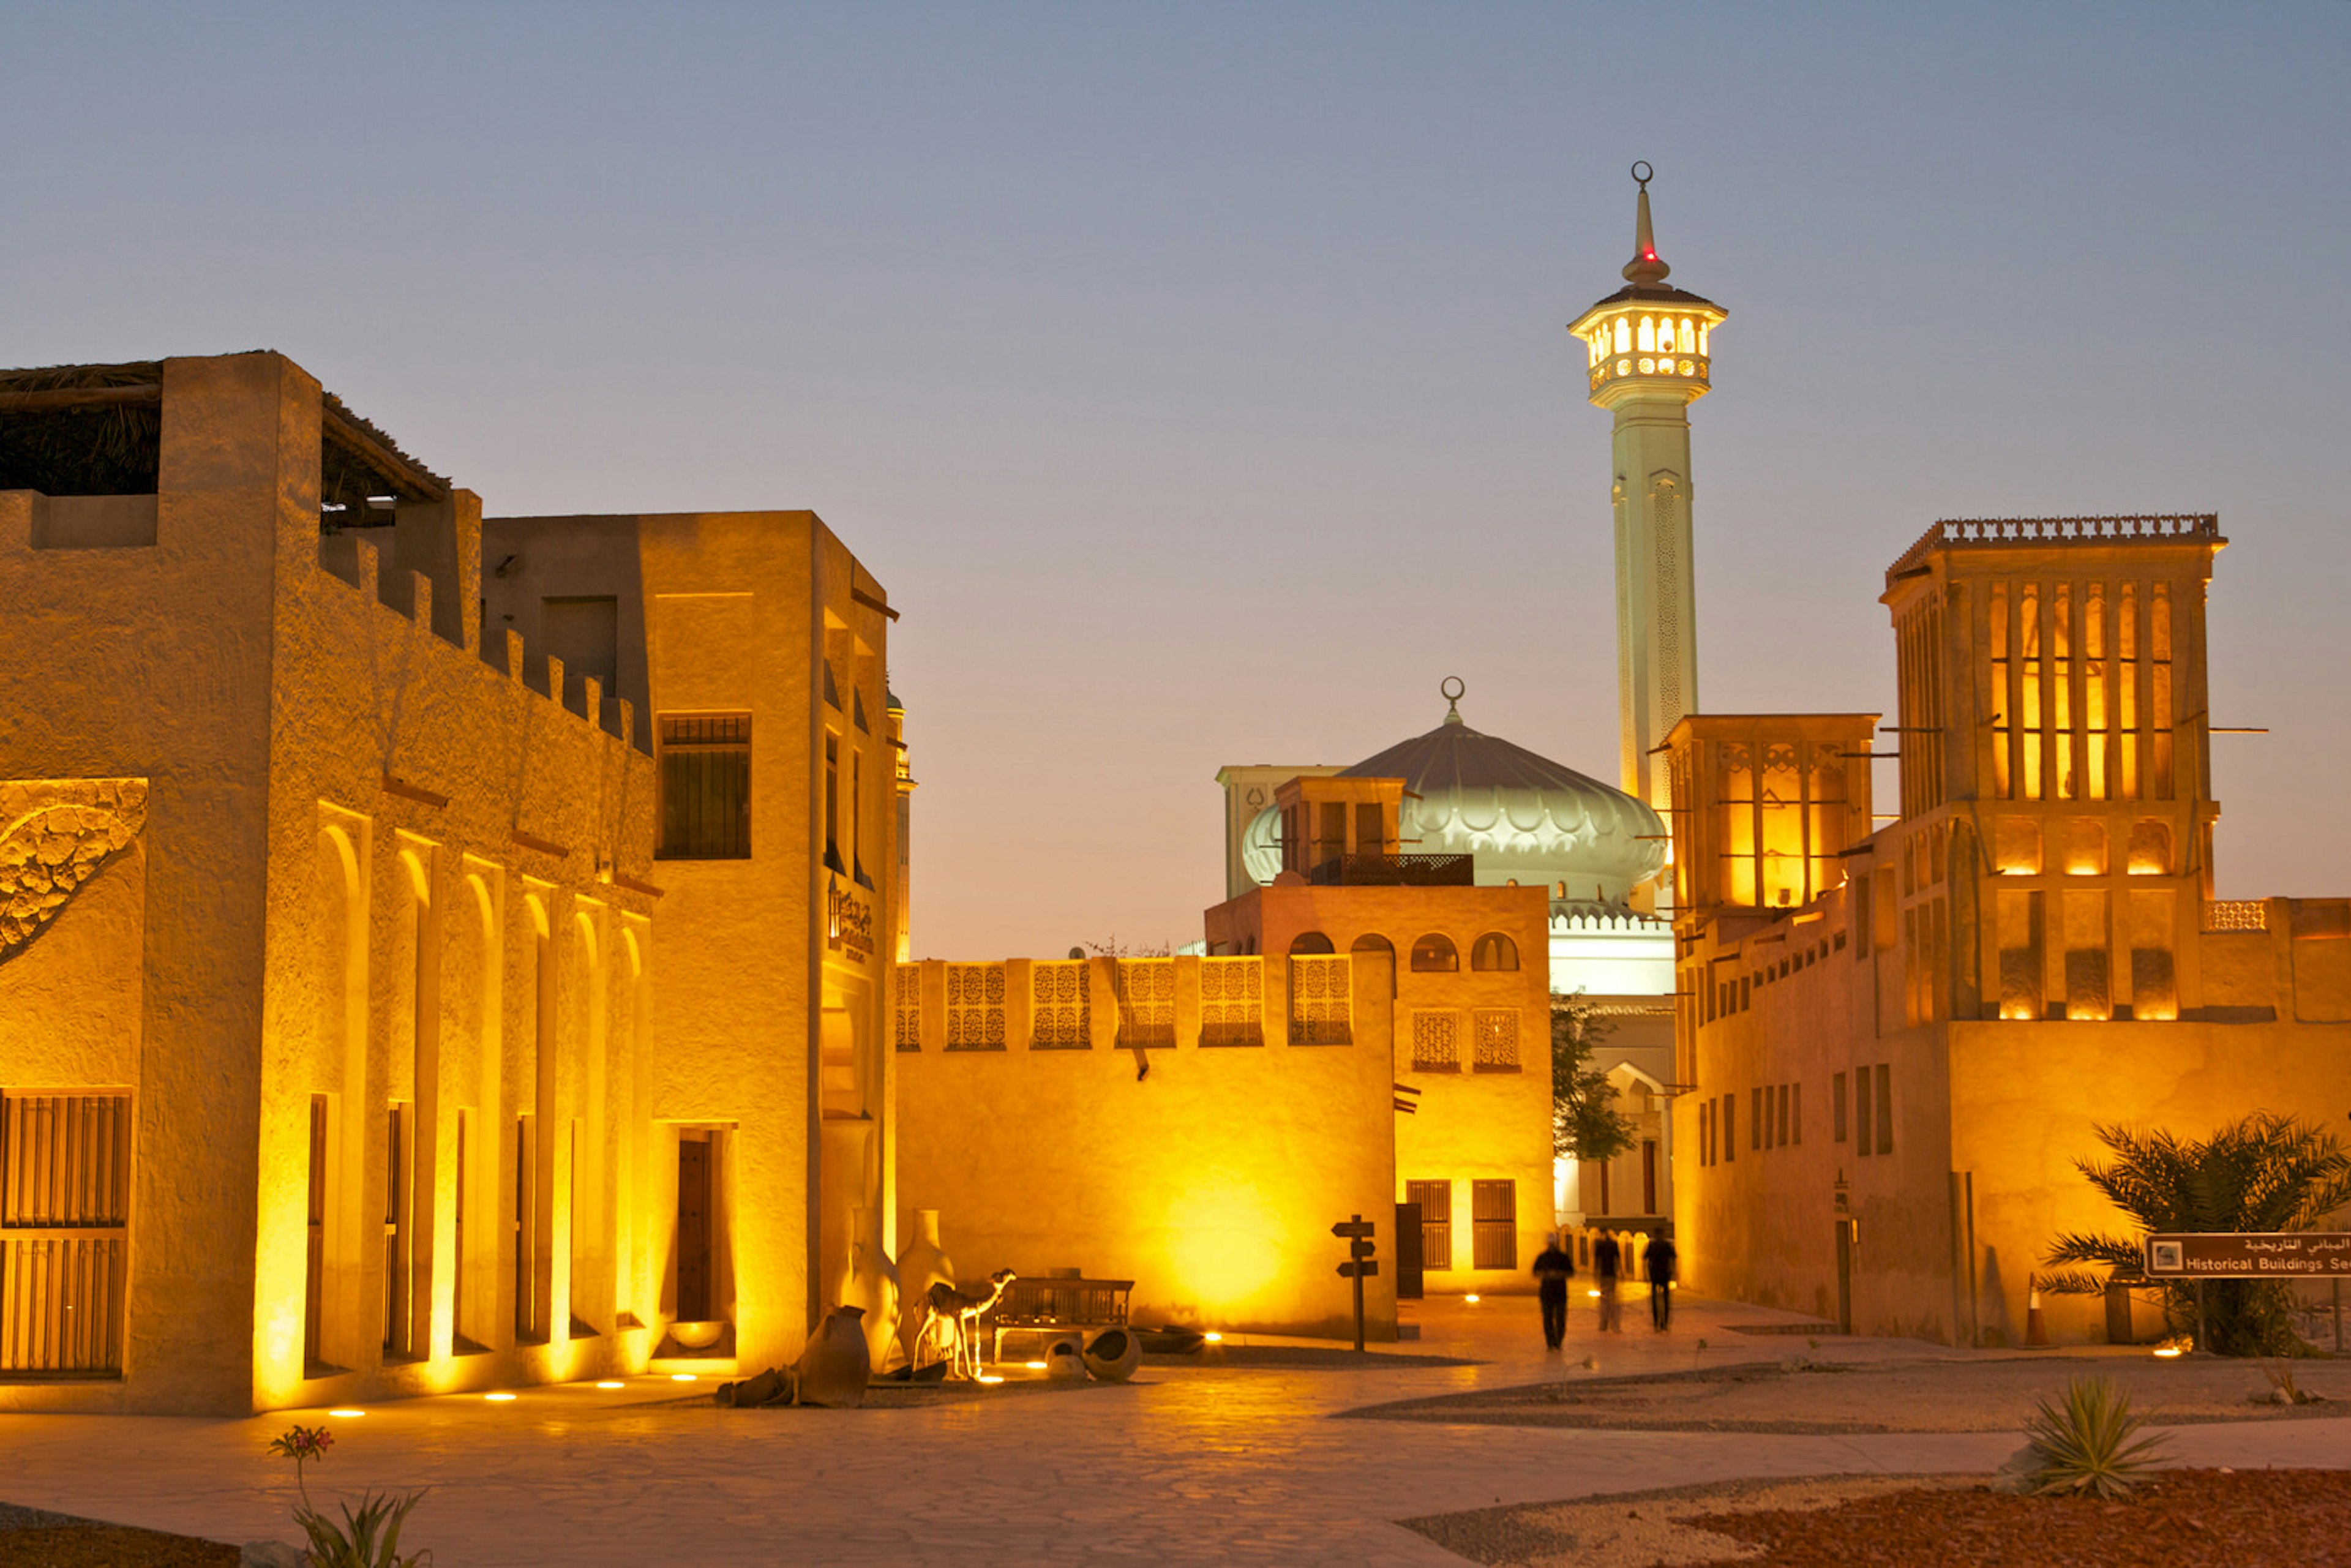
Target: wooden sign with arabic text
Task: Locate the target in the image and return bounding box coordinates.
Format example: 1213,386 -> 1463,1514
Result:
2143,1233 -> 2351,1279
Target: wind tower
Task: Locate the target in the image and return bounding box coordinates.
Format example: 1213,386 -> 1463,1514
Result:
1569,163 -> 1727,816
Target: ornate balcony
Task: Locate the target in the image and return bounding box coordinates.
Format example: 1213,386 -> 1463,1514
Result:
1305,853 -> 1474,888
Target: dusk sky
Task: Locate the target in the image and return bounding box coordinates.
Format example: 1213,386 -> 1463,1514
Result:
7,4 -> 2346,957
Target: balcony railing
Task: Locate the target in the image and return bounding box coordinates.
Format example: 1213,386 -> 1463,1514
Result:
1306,853 -> 1474,888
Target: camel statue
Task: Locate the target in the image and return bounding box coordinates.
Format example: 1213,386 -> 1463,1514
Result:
920,1268 -> 1017,1380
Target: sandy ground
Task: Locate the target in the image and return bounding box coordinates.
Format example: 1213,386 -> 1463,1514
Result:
2,1295 -> 2346,1565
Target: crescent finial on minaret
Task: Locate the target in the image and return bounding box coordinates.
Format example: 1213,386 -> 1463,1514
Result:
1622,161 -> 1670,286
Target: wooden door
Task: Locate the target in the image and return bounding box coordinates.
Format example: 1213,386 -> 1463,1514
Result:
676,1140 -> 711,1321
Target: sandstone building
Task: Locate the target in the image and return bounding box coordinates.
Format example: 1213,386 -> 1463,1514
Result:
1668,515 -> 2351,1343
0,352 -> 896,1412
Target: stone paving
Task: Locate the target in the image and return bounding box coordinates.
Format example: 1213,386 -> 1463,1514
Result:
3,1294 -> 2347,1566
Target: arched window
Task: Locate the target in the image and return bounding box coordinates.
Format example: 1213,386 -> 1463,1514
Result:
1350,933 -> 1395,955
1289,932 -> 1335,956
1410,934 -> 1459,972
1698,323 -> 1709,355
1678,317 -> 1695,353
1613,317 -> 1631,354
1471,933 -> 1518,972
1637,316 -> 1655,353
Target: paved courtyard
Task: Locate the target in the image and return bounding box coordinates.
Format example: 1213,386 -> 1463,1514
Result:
5,1295 -> 2347,1566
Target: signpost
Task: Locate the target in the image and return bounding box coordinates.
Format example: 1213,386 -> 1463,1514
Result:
1333,1215 -> 1377,1352
2143,1232 -> 2351,1278
2143,1233 -> 2351,1353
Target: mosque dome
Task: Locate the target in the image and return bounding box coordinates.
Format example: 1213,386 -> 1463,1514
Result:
1313,681 -> 1665,904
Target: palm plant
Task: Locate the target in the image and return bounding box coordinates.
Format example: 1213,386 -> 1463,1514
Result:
2023,1376 -> 2170,1499
2041,1114 -> 2351,1356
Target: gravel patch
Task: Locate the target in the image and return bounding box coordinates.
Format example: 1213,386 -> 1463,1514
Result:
1348,1353 -> 2351,1434
1397,1473 -> 1971,1566
0,1503 -> 238,1567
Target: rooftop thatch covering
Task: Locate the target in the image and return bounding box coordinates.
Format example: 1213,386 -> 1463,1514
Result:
0,354 -> 450,520
0,360 -> 163,497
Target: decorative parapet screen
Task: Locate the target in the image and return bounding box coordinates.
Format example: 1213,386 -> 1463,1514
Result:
1199,957 -> 1263,1046
1113,959 -> 1176,1048
893,966 -> 922,1051
2202,900 -> 2268,933
1289,955 -> 1352,1045
1473,1009 -> 1521,1070
1411,1010 -> 1458,1070
945,964 -> 1007,1051
1,1092 -> 130,1374
1030,959 -> 1091,1049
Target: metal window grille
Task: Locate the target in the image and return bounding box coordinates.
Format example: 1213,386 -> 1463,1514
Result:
1198,957 -> 1262,1047
1030,960 -> 1090,1049
945,964 -> 1007,1051
1288,955 -> 1352,1045
893,967 -> 922,1052
1471,1180 -> 1518,1270
1,1092 -> 130,1375
656,715 -> 751,860
1411,1010 -> 1458,1070
1472,1009 -> 1519,1070
1113,959 -> 1175,1048
1406,1180 -> 1452,1271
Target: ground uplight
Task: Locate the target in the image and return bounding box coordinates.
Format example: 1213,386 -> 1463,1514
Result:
976,1374 -> 1005,1385
484,1392 -> 517,1403
327,1409 -> 364,1418
670,1373 -> 697,1382
1203,1332 -> 1224,1343
595,1380 -> 626,1389
1464,1294 -> 1481,1305
1024,1360 -> 1048,1370
1588,1289 -> 1602,1299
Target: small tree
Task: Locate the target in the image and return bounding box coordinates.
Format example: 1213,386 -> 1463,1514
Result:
1551,990 -> 1635,1166
2041,1113 -> 2351,1356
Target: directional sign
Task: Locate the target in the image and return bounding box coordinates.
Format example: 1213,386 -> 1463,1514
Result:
2145,1232 -> 2351,1279
1338,1260 -> 1381,1278
1332,1220 -> 1376,1239
1348,1238 -> 1374,1260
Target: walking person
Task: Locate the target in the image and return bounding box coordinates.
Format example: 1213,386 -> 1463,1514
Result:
1592,1231 -> 1622,1332
1643,1225 -> 1679,1332
1532,1232 -> 1575,1350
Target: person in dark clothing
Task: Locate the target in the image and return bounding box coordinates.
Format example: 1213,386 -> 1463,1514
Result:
1531,1234 -> 1575,1349
1644,1226 -> 1679,1331
1592,1232 -> 1622,1332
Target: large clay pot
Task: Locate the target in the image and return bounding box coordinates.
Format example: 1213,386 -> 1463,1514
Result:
849,1207 -> 901,1370
896,1209 -> 956,1365
793,1305 -> 871,1408
1082,1326 -> 1144,1383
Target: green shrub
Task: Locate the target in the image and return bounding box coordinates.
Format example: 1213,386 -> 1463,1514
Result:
2023,1376 -> 2170,1499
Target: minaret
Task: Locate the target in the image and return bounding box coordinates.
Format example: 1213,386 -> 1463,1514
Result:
1568,163 -> 1726,814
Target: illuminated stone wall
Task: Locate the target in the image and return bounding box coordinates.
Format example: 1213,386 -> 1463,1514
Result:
894,951 -> 1401,1339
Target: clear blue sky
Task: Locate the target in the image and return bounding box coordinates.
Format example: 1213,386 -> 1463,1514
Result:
7,4 -> 2347,955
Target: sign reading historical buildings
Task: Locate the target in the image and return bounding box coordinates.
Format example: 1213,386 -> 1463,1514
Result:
2143,1233 -> 2351,1278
